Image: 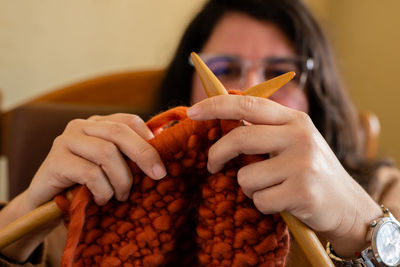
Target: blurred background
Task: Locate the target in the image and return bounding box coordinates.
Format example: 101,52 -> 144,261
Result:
0,0 -> 399,199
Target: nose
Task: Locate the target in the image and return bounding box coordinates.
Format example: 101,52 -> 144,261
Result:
240,68 -> 264,90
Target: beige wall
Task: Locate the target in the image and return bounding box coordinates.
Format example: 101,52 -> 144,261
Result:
321,1 -> 400,164
0,0 -> 207,110
0,0 -> 207,200
0,0 -> 399,165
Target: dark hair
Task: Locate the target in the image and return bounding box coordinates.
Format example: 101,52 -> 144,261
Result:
158,0 -> 387,188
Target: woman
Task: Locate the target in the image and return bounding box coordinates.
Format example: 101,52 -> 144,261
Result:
1,0 -> 399,266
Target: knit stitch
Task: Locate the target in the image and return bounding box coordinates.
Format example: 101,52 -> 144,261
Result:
55,105 -> 290,267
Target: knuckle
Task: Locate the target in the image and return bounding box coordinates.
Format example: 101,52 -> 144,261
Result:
136,143 -> 156,160
108,122 -> 129,136
52,135 -> 65,148
117,179 -> 132,192
231,126 -> 251,147
238,96 -> 258,117
83,165 -> 104,182
65,119 -> 85,130
292,110 -> 309,121
292,111 -> 313,128
126,114 -> 146,131
98,142 -> 118,161
298,132 -> 314,150
83,166 -> 114,204
252,191 -> 267,213
42,154 -> 62,178
130,114 -> 144,126
295,152 -> 318,178
95,188 -> 114,205
291,127 -> 314,151
103,187 -> 115,199
210,97 -> 220,114
110,113 -> 128,121
88,115 -> 102,121
237,167 -> 249,189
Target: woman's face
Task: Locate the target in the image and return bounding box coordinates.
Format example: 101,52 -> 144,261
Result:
191,12 -> 309,113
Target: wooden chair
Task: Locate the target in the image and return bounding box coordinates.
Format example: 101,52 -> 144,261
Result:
25,69 -> 165,109
0,69 -> 164,199
0,69 -> 382,267
0,68 -> 380,200
359,111 -> 380,160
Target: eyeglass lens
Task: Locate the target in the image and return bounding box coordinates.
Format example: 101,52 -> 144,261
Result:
203,56 -> 306,89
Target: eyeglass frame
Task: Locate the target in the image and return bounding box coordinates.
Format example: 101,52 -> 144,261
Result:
188,53 -> 314,91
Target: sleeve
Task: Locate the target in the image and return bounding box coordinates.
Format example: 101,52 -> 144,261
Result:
0,202 -> 48,267
0,243 -> 47,267
369,166 -> 400,218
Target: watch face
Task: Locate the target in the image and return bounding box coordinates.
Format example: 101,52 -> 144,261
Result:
376,221 -> 400,266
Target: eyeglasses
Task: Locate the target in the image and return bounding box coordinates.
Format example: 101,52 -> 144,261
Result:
189,53 -> 314,91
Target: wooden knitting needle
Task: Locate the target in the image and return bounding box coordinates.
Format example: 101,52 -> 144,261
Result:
191,52 -> 334,267
190,52 -> 296,99
0,54 -> 229,251
190,52 -> 229,97
0,54 -> 332,267
0,202 -> 62,251
243,71 -> 295,98
0,192 -> 73,250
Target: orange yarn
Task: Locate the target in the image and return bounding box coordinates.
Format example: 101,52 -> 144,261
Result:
55,105 -> 290,267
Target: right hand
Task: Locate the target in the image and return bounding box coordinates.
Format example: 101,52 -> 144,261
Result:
0,113 -> 166,262
26,113 -> 166,209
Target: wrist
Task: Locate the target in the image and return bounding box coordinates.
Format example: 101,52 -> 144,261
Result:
327,205 -> 400,266
0,191 -> 59,262
328,198 -> 382,258
0,192 -> 35,229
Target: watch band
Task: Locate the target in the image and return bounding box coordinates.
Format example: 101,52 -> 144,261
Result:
326,241 -> 378,267
326,205 -> 400,267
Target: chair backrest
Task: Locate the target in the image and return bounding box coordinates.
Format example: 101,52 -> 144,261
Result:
26,69 -> 165,109
359,111 -> 380,160
0,70 -> 380,199
1,69 -> 164,199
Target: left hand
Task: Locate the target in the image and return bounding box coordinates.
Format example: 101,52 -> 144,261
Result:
187,94 -> 381,258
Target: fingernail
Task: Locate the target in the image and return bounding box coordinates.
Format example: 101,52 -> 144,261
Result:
187,106 -> 200,118
152,163 -> 166,179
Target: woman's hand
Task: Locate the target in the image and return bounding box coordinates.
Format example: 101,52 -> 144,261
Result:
0,113 -> 166,261
187,94 -> 382,258
27,113 -> 166,208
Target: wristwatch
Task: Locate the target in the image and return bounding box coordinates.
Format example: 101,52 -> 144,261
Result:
326,205 -> 400,267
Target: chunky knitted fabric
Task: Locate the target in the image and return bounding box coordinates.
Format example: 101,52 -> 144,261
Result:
55,105 -> 290,267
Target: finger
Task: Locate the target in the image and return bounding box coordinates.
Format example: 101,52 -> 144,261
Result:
63,133 -> 133,201
187,94 -> 297,125
89,113 -> 154,140
77,120 -> 166,180
252,182 -> 291,214
49,149 -> 115,206
207,124 -> 288,173
237,156 -> 288,198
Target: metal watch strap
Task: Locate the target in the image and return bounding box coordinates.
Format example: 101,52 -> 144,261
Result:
326,241 -> 378,267
326,205 -> 399,267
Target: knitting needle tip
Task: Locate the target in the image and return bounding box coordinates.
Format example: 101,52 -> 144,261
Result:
243,71 -> 296,98
190,52 -> 228,97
